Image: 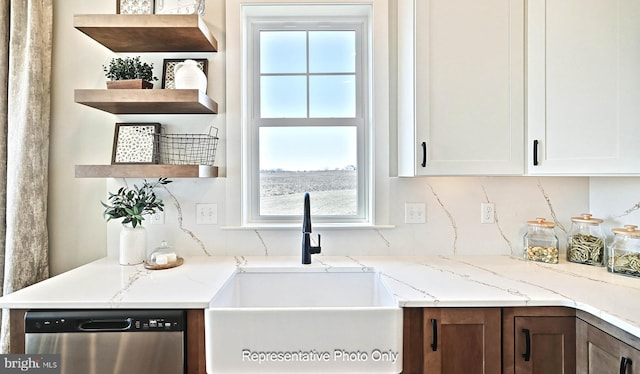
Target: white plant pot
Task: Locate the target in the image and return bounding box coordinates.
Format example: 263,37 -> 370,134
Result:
119,225 -> 147,265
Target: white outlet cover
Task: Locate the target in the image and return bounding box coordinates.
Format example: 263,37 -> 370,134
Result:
149,211 -> 165,225
480,202 -> 495,224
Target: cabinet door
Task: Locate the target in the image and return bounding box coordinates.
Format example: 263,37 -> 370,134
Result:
396,0 -> 524,176
423,308 -> 501,374
513,316 -> 576,374
527,0 -> 640,174
577,318 -> 640,374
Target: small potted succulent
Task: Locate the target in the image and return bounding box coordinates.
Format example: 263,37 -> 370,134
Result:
103,56 -> 158,89
101,178 -> 171,265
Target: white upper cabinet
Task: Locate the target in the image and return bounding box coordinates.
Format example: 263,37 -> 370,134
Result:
397,0 -> 524,176
527,0 -> 640,175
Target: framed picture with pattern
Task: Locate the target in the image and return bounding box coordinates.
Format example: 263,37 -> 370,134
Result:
111,123 -> 161,164
117,0 -> 155,14
161,58 -> 208,91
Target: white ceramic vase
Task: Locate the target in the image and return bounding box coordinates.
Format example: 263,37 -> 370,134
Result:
119,225 -> 147,265
174,59 -> 207,92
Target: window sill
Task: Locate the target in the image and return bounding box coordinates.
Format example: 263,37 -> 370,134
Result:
221,224 -> 395,231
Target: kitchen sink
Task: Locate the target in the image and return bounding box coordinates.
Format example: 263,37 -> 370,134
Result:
205,267 -> 403,373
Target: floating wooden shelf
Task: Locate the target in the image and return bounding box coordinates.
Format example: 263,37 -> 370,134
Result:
73,14 -> 220,179
74,89 -> 218,114
75,165 -> 218,178
73,14 -> 218,52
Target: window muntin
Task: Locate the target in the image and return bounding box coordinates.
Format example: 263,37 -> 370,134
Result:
247,17 -> 369,224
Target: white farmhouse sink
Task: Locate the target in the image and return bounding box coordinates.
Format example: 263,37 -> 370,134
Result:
205,267 -> 403,373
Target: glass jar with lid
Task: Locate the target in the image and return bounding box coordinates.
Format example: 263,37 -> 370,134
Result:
608,225 -> 640,278
524,218 -> 559,264
566,213 -> 605,266
147,240 -> 179,266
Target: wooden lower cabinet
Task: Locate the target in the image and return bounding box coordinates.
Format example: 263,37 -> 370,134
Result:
576,311 -> 640,374
402,307 -> 501,374
403,308 -> 425,373
186,309 -> 206,374
502,307 -> 576,374
404,307 -> 579,374
424,308 -> 502,374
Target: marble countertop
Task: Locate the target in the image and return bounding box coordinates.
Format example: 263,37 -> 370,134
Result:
1,255 -> 639,338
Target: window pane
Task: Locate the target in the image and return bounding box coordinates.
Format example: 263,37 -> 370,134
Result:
260,31 -> 307,74
259,126 -> 357,216
260,76 -> 307,118
309,31 -> 356,73
309,75 -> 356,118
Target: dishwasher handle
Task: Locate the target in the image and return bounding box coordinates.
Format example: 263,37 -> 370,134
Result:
79,317 -> 133,332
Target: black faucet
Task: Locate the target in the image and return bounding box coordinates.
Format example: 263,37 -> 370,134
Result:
302,192 -> 321,264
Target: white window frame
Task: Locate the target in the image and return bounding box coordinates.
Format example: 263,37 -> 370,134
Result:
225,0 -> 390,229
247,17 -> 370,225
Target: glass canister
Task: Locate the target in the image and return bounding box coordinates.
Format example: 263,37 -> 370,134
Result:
524,218 -> 559,264
608,225 -> 640,278
566,213 -> 605,266
148,240 -> 179,266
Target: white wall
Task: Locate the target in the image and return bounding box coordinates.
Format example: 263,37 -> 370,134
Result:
590,177 -> 640,243
50,0 -> 593,275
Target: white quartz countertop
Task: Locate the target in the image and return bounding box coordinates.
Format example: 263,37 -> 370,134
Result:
1,255 -> 639,338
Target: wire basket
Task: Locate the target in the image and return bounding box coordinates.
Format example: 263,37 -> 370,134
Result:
153,127 -> 218,166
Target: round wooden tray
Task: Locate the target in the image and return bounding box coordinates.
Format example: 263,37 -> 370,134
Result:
144,256 -> 184,270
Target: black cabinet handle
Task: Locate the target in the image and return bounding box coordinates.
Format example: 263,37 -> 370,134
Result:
522,328 -> 531,361
620,357 -> 632,374
533,140 -> 539,166
421,142 -> 427,168
430,318 -> 438,351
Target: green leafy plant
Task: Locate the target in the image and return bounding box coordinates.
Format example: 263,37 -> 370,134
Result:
101,178 -> 172,228
103,56 -> 158,82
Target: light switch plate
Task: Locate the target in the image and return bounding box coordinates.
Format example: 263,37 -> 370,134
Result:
405,203 -> 426,224
196,203 -> 218,225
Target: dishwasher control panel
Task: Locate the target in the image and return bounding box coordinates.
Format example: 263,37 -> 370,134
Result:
25,310 -> 185,333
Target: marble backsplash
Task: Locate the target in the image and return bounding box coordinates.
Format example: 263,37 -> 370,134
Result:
102,176 -> 640,259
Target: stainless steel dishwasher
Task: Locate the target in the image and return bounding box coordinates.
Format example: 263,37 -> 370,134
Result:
25,310 -> 185,374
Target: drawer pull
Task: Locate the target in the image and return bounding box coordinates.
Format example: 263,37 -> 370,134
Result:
620,357 -> 632,374
430,318 -> 438,351
522,328 -> 531,361
421,142 -> 427,168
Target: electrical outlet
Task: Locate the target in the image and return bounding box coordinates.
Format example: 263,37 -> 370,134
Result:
481,202 -> 495,224
405,203 -> 426,224
196,203 -> 218,225
149,211 -> 165,225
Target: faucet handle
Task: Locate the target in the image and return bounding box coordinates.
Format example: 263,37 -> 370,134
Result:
311,234 -> 321,255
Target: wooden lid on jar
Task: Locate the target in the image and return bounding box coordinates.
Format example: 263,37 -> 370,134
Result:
527,217 -> 556,228
570,213 -> 603,224
611,225 -> 640,237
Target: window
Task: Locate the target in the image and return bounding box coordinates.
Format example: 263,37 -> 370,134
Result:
245,8 -> 371,225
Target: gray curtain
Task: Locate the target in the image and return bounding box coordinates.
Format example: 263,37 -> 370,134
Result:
0,0 -> 53,352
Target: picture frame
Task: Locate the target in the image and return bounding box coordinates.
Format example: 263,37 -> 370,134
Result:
111,123 -> 161,164
161,58 -> 208,91
155,0 -> 204,15
116,0 -> 155,14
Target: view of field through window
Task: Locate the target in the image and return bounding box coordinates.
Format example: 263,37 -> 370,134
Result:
259,126 -> 357,216
260,170 -> 357,216
257,28 -> 360,217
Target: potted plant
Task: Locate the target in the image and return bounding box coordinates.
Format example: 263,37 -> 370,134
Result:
101,178 -> 171,265
103,56 -> 158,89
